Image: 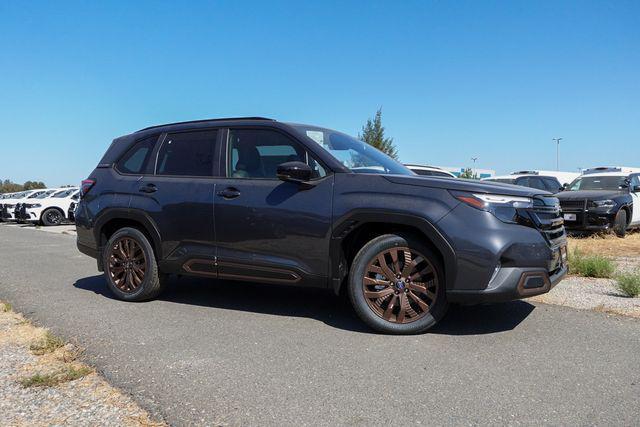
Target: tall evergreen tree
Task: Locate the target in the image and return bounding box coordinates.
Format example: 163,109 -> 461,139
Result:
359,109 -> 398,159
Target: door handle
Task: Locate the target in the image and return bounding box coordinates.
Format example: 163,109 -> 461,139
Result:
139,183 -> 157,193
217,187 -> 241,199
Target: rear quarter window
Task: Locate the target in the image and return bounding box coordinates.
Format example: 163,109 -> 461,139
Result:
116,135 -> 159,174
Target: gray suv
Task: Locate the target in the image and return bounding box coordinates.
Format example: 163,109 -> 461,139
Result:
75,117 -> 568,334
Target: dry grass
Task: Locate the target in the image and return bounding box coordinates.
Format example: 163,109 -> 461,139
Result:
19,365 -> 92,388
568,230 -> 640,258
30,331 -> 64,355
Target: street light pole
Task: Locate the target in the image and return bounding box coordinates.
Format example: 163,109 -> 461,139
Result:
471,157 -> 478,178
552,138 -> 562,171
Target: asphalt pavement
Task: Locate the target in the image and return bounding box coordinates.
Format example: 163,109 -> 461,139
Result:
0,223 -> 638,426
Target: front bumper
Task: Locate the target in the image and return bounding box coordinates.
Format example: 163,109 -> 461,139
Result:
21,208 -> 42,222
1,206 -> 15,220
562,209 -> 616,232
447,264 -> 567,304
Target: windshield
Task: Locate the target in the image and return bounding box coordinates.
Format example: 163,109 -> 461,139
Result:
485,178 -> 516,184
28,191 -> 46,198
567,176 -> 628,191
34,190 -> 55,199
52,189 -> 78,198
292,125 -> 413,175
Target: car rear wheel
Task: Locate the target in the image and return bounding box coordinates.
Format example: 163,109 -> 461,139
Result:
41,208 -> 63,226
103,227 -> 167,301
613,209 -> 627,238
348,234 -> 448,334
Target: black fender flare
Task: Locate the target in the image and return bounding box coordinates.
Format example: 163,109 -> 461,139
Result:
329,210 -> 457,294
93,208 -> 163,258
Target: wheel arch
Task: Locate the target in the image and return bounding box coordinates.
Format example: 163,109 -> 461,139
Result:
622,204 -> 632,226
330,210 -> 456,295
94,208 -> 163,265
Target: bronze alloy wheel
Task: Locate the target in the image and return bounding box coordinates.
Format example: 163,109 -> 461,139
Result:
106,237 -> 147,293
362,246 -> 438,324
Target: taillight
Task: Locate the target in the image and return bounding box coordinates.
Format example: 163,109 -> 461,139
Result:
80,179 -> 95,197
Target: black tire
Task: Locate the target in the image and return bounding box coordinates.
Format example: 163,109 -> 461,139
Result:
102,227 -> 167,301
613,209 -> 627,238
41,208 -> 64,226
348,234 -> 448,334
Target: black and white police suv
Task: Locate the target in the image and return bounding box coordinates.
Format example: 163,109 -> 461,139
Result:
556,167 -> 640,237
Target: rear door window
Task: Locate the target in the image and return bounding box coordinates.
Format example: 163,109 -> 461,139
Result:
156,130 -> 218,177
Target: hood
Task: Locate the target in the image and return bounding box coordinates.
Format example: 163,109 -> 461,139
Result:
383,175 -> 549,197
556,189 -> 626,200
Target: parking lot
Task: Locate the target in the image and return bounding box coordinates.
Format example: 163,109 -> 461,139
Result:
0,223 -> 638,425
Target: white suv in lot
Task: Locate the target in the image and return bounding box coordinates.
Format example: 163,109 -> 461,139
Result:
0,190 -> 47,221
22,188 -> 80,226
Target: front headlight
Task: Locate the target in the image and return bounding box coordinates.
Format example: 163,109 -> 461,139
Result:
26,203 -> 41,208
590,199 -> 615,209
450,191 -> 533,223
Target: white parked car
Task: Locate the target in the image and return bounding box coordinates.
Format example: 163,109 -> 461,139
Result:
0,189 -> 47,221
405,164 -> 457,178
22,188 -> 80,226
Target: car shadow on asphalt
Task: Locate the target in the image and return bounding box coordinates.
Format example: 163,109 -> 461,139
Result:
74,275 -> 535,336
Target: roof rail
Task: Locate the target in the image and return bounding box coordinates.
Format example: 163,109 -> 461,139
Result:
136,117 -> 275,132
511,170 -> 539,175
583,166 -> 621,174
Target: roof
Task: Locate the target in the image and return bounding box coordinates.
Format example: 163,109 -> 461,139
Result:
582,166 -> 640,175
404,164 -> 447,170
136,117 -> 275,133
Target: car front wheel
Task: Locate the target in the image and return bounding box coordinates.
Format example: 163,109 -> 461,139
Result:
613,209 -> 627,238
348,234 -> 448,334
41,208 -> 63,226
102,227 -> 167,301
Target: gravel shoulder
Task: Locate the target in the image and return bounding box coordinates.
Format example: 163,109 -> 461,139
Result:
528,275 -> 640,318
0,302 -> 163,426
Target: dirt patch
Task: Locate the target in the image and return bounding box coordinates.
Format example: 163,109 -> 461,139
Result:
0,301 -> 165,426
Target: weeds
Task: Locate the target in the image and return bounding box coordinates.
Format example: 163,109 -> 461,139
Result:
30,331 -> 64,355
1,302 -> 11,312
616,271 -> 640,298
568,249 -> 615,278
19,366 -> 92,388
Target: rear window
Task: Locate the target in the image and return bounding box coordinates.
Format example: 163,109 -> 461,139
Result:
116,135 -> 159,174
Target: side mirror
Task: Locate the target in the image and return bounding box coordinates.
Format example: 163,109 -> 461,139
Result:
277,161 -> 312,184
633,185 -> 640,193
558,186 -> 565,192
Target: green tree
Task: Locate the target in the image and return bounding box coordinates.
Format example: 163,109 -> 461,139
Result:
359,108 -> 398,159
0,179 -> 23,193
459,168 -> 475,179
23,181 -> 46,190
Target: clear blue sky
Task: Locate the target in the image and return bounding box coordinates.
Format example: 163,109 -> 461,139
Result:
1,1 -> 638,186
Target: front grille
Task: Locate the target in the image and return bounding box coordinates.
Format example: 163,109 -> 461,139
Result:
560,199 -> 586,212
524,196 -> 566,247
